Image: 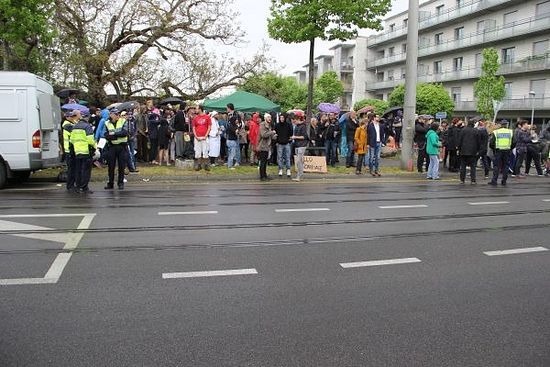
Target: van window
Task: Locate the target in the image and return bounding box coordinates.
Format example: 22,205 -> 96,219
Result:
0,90 -> 21,121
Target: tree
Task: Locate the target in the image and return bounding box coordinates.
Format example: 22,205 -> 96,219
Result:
353,98 -> 389,115
315,71 -> 344,104
0,0 -> 54,72
268,0 -> 391,120
474,48 -> 506,120
240,72 -> 308,112
389,83 -> 454,117
52,0 -> 267,105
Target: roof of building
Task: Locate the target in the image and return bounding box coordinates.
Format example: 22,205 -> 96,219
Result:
329,43 -> 354,50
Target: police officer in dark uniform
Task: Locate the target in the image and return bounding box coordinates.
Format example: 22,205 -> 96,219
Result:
62,110 -> 80,192
104,109 -> 129,190
489,121 -> 513,186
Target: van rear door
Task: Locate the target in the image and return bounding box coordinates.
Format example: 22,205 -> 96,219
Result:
37,93 -> 62,167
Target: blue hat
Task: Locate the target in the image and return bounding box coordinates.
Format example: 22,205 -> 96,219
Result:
110,108 -> 121,114
64,110 -> 79,118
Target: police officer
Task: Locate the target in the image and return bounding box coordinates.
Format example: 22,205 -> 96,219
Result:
104,108 -> 129,190
70,113 -> 98,194
62,110 -> 80,192
488,121 -> 513,186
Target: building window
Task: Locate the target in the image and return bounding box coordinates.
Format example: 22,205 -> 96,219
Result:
387,70 -> 394,81
536,0 -> 550,18
502,47 -> 515,64
402,43 -> 407,53
504,82 -> 513,98
389,23 -> 395,32
401,67 -> 406,79
456,0 -> 463,7
434,60 -> 443,74
454,27 -> 464,40
376,72 -> 384,82
377,50 -> 385,59
533,39 -> 549,55
388,47 -> 395,57
453,57 -> 463,71
435,33 -> 444,45
530,79 -> 546,97
403,19 -> 408,27
503,11 -> 517,26
418,64 -> 428,76
436,4 -> 445,15
451,87 -> 461,103
475,53 -> 482,68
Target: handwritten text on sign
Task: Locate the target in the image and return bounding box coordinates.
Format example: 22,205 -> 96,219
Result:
295,155 -> 328,173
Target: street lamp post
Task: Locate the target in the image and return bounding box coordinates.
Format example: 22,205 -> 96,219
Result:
529,90 -> 536,126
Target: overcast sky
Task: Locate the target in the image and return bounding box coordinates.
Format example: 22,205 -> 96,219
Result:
232,0 -> 409,75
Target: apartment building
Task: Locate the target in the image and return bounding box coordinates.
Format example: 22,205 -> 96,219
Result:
365,0 -> 550,121
294,0 -> 550,120
293,38 -> 368,110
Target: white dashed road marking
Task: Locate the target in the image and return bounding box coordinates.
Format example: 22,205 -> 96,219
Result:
340,257 -> 422,268
275,208 -> 330,213
468,201 -> 510,206
378,205 -> 428,209
158,211 -> 219,215
162,268 -> 258,279
483,246 -> 548,256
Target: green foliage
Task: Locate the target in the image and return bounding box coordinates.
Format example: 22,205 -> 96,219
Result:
474,48 -> 506,120
268,0 -> 391,43
389,83 -> 454,117
315,71 -> 344,103
267,0 -> 391,117
354,98 -> 389,115
0,0 -> 54,72
240,72 -> 308,111
241,71 -> 345,111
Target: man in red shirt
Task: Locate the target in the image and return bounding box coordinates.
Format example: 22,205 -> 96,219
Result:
192,105 -> 212,170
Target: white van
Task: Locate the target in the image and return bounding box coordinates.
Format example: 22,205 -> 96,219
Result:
0,72 -> 62,188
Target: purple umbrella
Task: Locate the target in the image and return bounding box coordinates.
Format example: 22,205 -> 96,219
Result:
318,103 -> 340,114
61,103 -> 89,115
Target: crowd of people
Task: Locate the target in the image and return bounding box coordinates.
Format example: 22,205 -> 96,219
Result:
60,95 -> 550,193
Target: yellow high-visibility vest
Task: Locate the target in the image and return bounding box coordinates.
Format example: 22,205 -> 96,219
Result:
493,128 -> 512,150
105,118 -> 128,144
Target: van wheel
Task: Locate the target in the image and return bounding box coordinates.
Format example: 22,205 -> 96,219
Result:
11,170 -> 31,183
0,162 -> 7,189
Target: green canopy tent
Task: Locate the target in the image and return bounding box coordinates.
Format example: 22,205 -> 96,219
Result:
203,91 -> 280,113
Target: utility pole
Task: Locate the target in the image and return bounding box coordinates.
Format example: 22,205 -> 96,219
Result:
401,0 -> 419,171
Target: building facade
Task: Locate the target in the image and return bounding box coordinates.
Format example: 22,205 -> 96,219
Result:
295,0 -> 550,121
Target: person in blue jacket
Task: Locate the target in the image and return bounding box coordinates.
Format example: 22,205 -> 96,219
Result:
94,108 -> 110,142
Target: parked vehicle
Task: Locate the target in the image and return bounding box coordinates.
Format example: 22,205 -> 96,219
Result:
0,72 -> 62,188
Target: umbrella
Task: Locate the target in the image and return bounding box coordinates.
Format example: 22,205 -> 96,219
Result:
61,103 -> 89,114
318,103 -> 340,114
418,114 -> 434,119
287,109 -> 305,118
107,102 -> 121,110
78,100 -> 89,106
382,106 -> 403,118
159,97 -> 186,106
57,88 -> 80,99
117,101 -> 140,111
357,105 -> 375,114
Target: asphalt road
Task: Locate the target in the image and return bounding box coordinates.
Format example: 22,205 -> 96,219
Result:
1,177 -> 549,367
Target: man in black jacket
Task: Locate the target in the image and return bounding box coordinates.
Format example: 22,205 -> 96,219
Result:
414,118 -> 429,173
476,120 -> 490,178
458,121 -> 481,184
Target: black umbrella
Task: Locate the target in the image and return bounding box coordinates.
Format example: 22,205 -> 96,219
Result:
117,101 -> 140,111
159,97 -> 186,106
382,106 -> 403,118
57,88 -> 80,99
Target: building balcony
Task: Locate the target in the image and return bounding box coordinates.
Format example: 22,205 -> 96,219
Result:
454,96 -> 550,111
340,64 -> 354,73
366,53 -> 407,69
418,13 -> 550,59
366,54 -> 550,91
367,0 -> 524,48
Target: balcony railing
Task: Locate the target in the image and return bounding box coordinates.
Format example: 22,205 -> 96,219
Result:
455,97 -> 550,111
366,54 -> 550,91
367,53 -> 407,69
367,0 -> 523,47
418,13 -> 550,58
